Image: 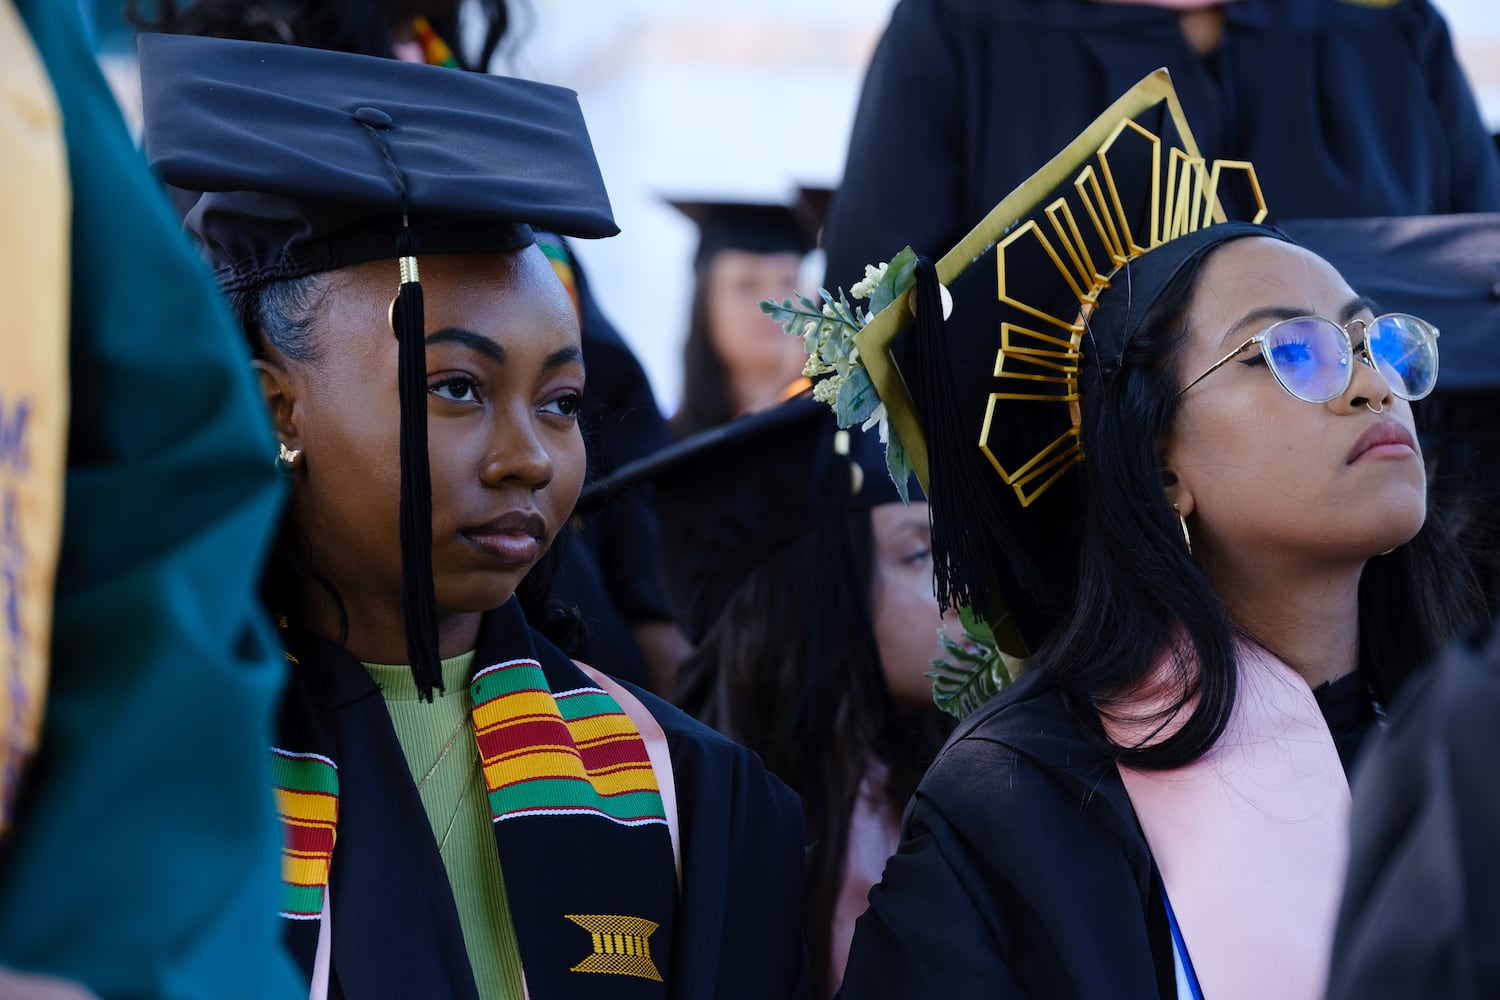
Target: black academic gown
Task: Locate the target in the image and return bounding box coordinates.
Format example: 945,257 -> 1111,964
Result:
837,665 -> 1377,999
823,0 -> 1500,290
1329,618 -> 1500,1000
549,240 -> 675,688
275,599 -> 809,999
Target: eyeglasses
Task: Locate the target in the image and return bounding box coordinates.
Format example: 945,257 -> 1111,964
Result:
1177,313 -> 1440,404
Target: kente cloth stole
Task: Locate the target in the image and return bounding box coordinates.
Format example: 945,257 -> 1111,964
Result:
270,603 -> 679,998
269,747 -> 339,922
473,643 -> 678,997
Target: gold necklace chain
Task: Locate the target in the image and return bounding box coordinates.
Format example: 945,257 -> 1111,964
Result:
435,753 -> 484,855
414,698 -> 481,855
417,712 -> 471,790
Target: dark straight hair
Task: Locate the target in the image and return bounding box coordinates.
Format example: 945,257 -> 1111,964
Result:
1037,241 -> 1488,771
672,262 -> 736,437
673,509 -> 952,999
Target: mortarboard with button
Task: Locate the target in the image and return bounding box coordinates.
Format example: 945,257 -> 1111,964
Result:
577,394 -> 912,645
668,199 -> 818,269
138,32 -> 618,698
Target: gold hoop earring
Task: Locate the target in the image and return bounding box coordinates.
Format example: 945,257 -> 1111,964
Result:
1173,504 -> 1192,555
276,442 -> 303,473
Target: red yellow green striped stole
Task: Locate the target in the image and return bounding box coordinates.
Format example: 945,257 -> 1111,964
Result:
269,748 -> 339,920
470,658 -> 667,827
537,234 -> 583,321
411,15 -> 459,69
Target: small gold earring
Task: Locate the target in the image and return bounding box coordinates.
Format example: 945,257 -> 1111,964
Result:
277,442 -> 303,472
1173,504 -> 1193,555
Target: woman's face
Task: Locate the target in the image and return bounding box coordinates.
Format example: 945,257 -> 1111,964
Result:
868,500 -> 956,713
1163,237 -> 1426,573
279,247 -> 586,626
705,249 -> 807,395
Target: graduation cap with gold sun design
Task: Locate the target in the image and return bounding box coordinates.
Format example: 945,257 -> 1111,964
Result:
779,69 -> 1283,659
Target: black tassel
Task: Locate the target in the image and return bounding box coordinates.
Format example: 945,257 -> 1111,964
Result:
393,234 -> 442,701
910,257 -> 1031,618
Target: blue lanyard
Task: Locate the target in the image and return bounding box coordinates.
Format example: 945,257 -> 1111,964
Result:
1159,875 -> 1205,1000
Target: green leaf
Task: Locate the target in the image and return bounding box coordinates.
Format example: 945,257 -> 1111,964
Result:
925,604 -> 1015,721
884,428 -> 913,505
833,367 -> 879,427
868,246 -> 919,315
957,604 -> 995,644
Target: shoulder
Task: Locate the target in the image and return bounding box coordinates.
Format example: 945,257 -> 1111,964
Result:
910,667 -> 1139,849
841,669 -> 1164,998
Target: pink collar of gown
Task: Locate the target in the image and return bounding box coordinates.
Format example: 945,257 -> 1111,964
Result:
1106,643 -> 1350,1000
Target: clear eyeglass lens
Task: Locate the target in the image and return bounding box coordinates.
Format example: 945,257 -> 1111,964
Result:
1367,314 -> 1438,400
1264,317 -> 1351,402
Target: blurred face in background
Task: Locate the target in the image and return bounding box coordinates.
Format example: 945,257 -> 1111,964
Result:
868,500 -> 958,713
706,249 -> 808,412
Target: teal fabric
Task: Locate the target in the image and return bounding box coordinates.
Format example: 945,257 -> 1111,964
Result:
0,2 -> 301,997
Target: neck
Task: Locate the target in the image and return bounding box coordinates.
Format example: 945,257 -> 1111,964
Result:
1203,553 -> 1362,690
295,573 -> 484,664
730,369 -> 806,418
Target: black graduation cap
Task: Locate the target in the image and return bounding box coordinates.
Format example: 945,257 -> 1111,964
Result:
796,185 -> 836,248
577,395 -> 910,644
668,199 -> 817,268
849,69 -> 1280,655
139,32 -> 618,698
1277,214 -> 1500,392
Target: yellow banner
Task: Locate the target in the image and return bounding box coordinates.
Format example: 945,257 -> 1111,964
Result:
0,2 -> 71,840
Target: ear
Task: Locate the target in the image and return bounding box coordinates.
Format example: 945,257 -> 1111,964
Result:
1160,466 -> 1194,519
252,354 -> 302,451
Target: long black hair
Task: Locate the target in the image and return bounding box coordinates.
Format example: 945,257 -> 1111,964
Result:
673,509 -> 952,999
1038,240 -> 1488,770
671,262 -> 736,438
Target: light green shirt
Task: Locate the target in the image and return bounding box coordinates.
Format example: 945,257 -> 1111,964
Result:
364,653 -> 525,1000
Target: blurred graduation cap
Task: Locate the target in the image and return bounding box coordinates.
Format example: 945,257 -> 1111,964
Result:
846,69 -> 1278,655
139,32 -> 617,698
1277,214 -> 1500,392
796,185 -> 836,248
669,199 -> 818,268
578,395 -> 909,644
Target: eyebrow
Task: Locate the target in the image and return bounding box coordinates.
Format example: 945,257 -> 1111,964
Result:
1340,296 -> 1379,324
426,327 -> 505,365
544,345 -> 585,372
1219,307 -> 1305,347
425,329 -> 585,374
1219,295 -> 1383,347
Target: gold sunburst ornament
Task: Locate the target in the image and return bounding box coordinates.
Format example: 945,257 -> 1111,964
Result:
981,113 -> 1267,505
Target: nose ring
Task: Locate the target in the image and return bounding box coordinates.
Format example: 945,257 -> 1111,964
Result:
1365,400 -> 1385,414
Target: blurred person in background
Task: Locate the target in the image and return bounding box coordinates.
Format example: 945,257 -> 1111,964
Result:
583,396 -> 957,998
824,0 -> 1500,298
670,201 -> 817,437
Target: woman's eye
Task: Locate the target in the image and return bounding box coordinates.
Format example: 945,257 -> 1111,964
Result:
541,392 -> 583,418
903,546 -> 932,567
1267,340 -> 1315,369
430,377 -> 479,403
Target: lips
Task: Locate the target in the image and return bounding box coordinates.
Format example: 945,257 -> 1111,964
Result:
1345,421 -> 1417,464
461,509 -> 547,566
